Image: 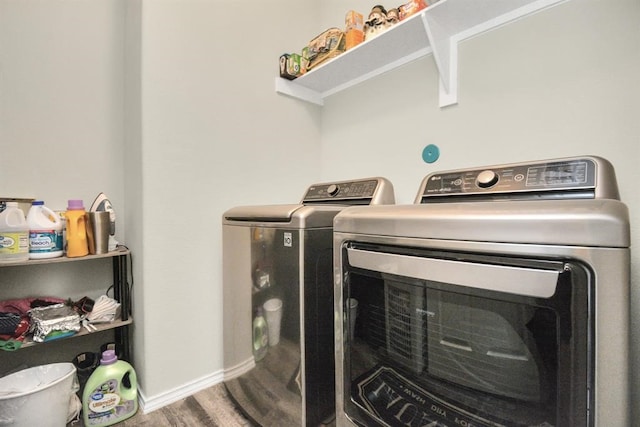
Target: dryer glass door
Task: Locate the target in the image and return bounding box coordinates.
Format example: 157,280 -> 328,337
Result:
340,243 -> 593,427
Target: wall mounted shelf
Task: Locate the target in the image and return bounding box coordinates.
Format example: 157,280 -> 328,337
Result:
275,0 -> 567,107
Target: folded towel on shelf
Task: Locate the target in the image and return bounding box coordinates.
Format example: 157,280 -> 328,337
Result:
86,295 -> 121,324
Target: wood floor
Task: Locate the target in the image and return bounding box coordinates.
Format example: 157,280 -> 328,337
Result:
71,382 -> 254,427
125,383 -> 252,427
222,337 -> 336,427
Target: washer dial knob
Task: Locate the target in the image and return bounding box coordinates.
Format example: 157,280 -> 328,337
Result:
476,170 -> 499,188
327,184 -> 339,196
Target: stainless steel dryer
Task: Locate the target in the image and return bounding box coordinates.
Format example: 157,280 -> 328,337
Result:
333,156 -> 630,427
223,177 -> 395,427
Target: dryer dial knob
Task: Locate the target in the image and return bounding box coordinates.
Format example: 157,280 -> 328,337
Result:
477,170 -> 499,188
327,184 -> 339,196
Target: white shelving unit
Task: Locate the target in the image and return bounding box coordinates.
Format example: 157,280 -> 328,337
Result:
0,249 -> 132,359
275,0 -> 568,107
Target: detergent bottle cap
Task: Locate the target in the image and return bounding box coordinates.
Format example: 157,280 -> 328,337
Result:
100,349 -> 118,365
67,199 -> 84,210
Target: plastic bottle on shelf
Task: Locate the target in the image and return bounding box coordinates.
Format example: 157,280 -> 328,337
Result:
253,307 -> 269,361
82,349 -> 138,426
65,199 -> 89,258
0,202 -> 29,263
54,210 -> 67,255
27,200 -> 64,259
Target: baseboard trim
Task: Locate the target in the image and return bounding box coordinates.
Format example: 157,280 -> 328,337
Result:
138,370 -> 225,414
137,358 -> 256,414
223,357 -> 255,381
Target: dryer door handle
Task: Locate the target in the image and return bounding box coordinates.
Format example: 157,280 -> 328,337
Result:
346,248 -> 559,298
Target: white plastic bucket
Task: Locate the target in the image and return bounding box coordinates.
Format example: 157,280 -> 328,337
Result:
0,363 -> 77,426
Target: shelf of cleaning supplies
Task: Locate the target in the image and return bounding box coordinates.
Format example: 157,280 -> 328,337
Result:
0,249 -> 132,360
275,0 -> 568,107
20,317 -> 133,349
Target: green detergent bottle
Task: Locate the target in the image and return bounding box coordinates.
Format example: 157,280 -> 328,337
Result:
82,349 -> 138,426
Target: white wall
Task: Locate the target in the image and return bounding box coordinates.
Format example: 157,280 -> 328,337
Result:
0,0 -> 126,221
320,0 -> 640,204
133,0 -> 322,399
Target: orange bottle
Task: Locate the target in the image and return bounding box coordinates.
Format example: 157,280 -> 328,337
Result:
65,199 -> 88,257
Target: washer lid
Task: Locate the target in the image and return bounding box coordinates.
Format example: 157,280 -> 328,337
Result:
224,204 -> 303,222
223,177 -> 395,227
223,204 -> 345,228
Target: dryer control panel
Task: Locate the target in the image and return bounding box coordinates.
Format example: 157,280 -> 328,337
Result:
302,177 -> 395,206
416,156 -> 620,203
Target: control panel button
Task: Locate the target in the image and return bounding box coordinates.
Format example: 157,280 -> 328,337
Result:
327,184 -> 339,196
476,170 -> 499,188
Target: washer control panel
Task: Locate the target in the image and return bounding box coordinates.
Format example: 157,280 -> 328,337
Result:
416,157 -> 613,203
302,178 -> 395,205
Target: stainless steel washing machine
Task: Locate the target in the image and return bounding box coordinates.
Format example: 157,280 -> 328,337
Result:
222,177 -> 395,427
333,156 -> 630,427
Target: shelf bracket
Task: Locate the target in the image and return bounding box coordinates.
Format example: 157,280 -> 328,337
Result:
425,0 -> 569,107
421,12 -> 458,107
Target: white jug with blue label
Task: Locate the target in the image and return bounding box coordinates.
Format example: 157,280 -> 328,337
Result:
27,200 -> 64,259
